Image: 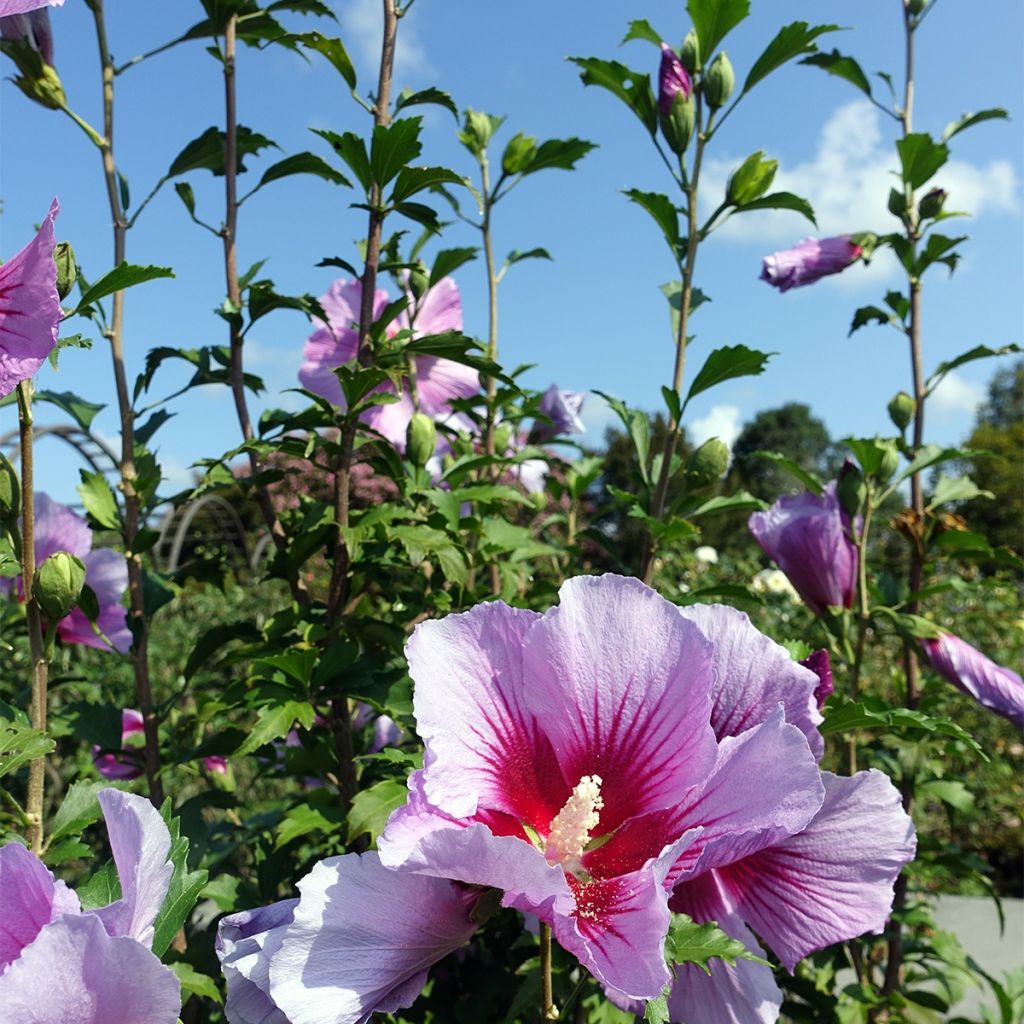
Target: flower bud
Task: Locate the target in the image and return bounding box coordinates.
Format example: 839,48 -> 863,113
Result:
887,391 -> 916,432
33,551 -> 86,621
408,260 -> 429,301
0,9 -> 54,67
703,51 -> 735,110
685,438 -> 730,487
906,0 -> 928,15
837,459 -> 866,517
658,43 -> 692,118
917,188 -> 946,219
493,422 -> 515,457
54,241 -> 77,301
875,440 -> 900,484
659,93 -> 695,156
406,413 -> 437,468
0,453 -> 21,525
887,188 -> 908,218
680,29 -> 701,74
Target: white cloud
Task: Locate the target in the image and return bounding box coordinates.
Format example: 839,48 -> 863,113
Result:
703,100 -> 1019,244
930,370 -> 984,417
341,0 -> 433,83
578,392 -> 620,448
689,403 -> 742,452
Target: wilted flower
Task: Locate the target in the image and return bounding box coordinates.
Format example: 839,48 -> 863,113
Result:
0,6 -> 53,64
0,789 -> 180,1023
532,384 -> 585,442
93,708 -> 145,780
923,632 -> 1024,729
760,236 -> 862,292
748,482 -> 857,615
298,277 -> 479,450
0,198 -> 60,397
658,42 -> 692,116
222,576 -> 913,1022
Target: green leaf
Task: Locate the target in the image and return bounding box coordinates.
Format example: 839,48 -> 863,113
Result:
346,778 -> 408,844
621,18 -> 663,46
77,470 -> 120,530
394,201 -> 441,231
237,701 -> 317,755
918,232 -> 966,276
726,151 -> 777,205
143,570 -> 176,620
389,165 -> 465,205
168,125 -> 277,177
942,107 -> 1009,142
895,444 -> 978,484
33,390 -> 105,430
370,117 -> 423,188
927,474 -> 993,509
742,21 -> 840,95
732,191 -> 816,225
570,57 -> 658,137
686,0 -> 750,60
274,803 -> 345,850
394,85 -> 458,119
77,861 -> 121,909
666,912 -> 770,974
255,151 -> 350,190
519,137 -> 596,175
151,802 -> 208,958
690,491 -> 765,517
750,450 -> 823,494
849,305 -> 894,335
313,129 -> 371,192
801,49 -> 872,97
74,263 -> 174,311
429,247 -> 477,286
296,30 -> 356,89
925,344 -> 1020,392
684,345 -> 774,409
0,721 -> 54,778
896,132 -> 949,190
48,781 -> 107,844
624,189 -> 680,258
170,962 -> 222,1005
644,995 -> 671,1024
919,778 -> 974,813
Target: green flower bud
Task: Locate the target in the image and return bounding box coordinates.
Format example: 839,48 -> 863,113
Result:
907,0 -> 928,15
408,260 -> 429,301
53,241 -> 77,301
703,51 -> 735,110
33,551 -> 86,621
406,412 -> 437,468
0,453 -> 21,525
887,391 -> 916,432
887,188 -> 908,218
14,61 -> 65,111
493,422 -> 515,456
876,440 -> 900,484
680,29 -> 701,74
837,464 -> 866,517
917,187 -> 946,220
685,438 -> 730,487
659,93 -> 695,156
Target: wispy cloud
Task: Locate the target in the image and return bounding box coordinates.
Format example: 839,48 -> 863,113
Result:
930,369 -> 984,418
579,392 -> 620,448
340,0 -> 433,84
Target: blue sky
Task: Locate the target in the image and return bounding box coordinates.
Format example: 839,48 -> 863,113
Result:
1,0 -> 1021,505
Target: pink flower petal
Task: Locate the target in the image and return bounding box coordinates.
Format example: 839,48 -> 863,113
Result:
58,548 -> 131,653
0,0 -> 65,15
33,491 -> 92,562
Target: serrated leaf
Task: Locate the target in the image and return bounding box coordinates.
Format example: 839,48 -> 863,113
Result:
430,247 -> 478,286
733,190 -> 815,225
622,18 -> 663,47
151,803 -> 208,958
849,305 -> 895,335
801,49 -> 872,97
742,21 -> 840,95
684,344 -> 774,409
942,107 -> 1009,143
77,861 -> 121,909
925,344 -> 1020,392
519,137 -> 596,175
312,129 -> 371,192
296,30 -> 355,89
168,125 -> 277,177
77,470 -> 120,530
394,85 -> 458,119
237,701 -> 317,755
74,263 -> 174,310
666,912 -> 770,974
33,390 -> 105,430
686,0 -> 750,60
505,248 -> 552,268
0,721 -> 54,778
170,962 -> 223,1005
389,165 -> 465,205
926,474 -> 992,509
625,189 -> 680,257
346,778 -> 407,844
570,56 -> 657,137
895,444 -> 978,484
750,450 -> 824,494
370,117 -> 423,188
48,780 -> 107,844
896,132 -> 949,190
256,151 -> 350,190
275,803 -> 345,849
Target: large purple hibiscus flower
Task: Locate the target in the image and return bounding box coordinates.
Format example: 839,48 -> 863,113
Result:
298,276 -> 479,449
217,576 -> 913,1023
0,198 -> 61,397
0,789 -> 181,1023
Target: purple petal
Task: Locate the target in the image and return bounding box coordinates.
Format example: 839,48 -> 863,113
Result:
33,492 -> 92,562
91,789 -> 173,946
92,708 -> 145,780
800,648 -> 834,708
0,841 -> 80,971
361,387 -> 416,449
0,913 -> 180,1024
0,8 -> 53,65
0,198 -> 60,397
923,632 -> 1024,729
522,574 -> 718,831
760,236 -> 862,292
413,356 -> 481,415
658,43 -> 692,116
0,0 -> 65,14
680,602 -> 824,759
534,384 -> 585,441
268,853 -> 478,1024
404,276 -> 462,336
217,899 -> 298,1024
716,769 -> 916,971
58,548 -> 131,653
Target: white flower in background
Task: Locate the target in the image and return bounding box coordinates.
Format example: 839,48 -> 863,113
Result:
694,546 -> 719,565
752,568 -> 800,602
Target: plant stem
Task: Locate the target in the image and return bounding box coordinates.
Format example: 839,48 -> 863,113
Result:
642,94 -> 707,585
18,382 -> 48,853
540,922 -> 557,1020
220,15 -> 308,608
90,0 -> 163,807
847,492 -> 875,775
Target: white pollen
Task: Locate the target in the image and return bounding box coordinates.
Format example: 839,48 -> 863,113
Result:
545,774 -> 604,868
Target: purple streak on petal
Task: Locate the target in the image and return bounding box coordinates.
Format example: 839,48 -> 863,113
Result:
0,913 -> 180,1024
0,842 -> 80,971
760,236 -> 862,292
268,853 -> 478,1024
748,481 -> 857,615
717,769 -> 916,971
91,789 -> 173,946
680,602 -> 824,758
58,548 -> 131,653
666,871 -> 783,1024
522,574 -> 718,831
923,632 -> 1024,729
33,492 -> 92,562
0,198 -> 60,397
800,648 -> 834,709
658,42 -> 692,116
217,899 -> 298,1024
92,708 -> 145,780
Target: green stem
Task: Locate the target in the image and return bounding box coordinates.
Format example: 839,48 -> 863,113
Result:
540,922 -> 557,1020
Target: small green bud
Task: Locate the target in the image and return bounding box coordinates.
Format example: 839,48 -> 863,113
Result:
887,188 -> 908,218
53,241 -> 77,300
0,453 -> 21,524
703,51 -> 735,110
405,413 -> 437,468
876,440 -> 900,484
493,422 -> 515,456
837,464 -> 866,517
685,438 -> 730,487
887,391 -> 916,432
408,260 -> 429,301
33,551 -> 86,621
917,187 -> 946,219
907,0 -> 928,15
14,61 -> 65,111
659,93 -> 695,156
680,29 -> 701,74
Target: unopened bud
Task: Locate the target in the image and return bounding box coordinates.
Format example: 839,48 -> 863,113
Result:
0,453 -> 21,524
406,413 -> 437,468
33,551 -> 86,621
660,93 -> 695,156
680,29 -> 701,75
14,60 -> 65,110
408,260 -> 429,301
493,422 -> 515,456
703,51 -> 735,110
875,440 -> 900,484
54,241 -> 77,300
685,438 -> 730,487
887,188 -> 908,218
887,391 -> 916,432
907,0 -> 928,15
918,188 -> 946,219
837,463 -> 866,517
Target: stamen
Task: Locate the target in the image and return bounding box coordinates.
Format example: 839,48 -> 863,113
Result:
545,775 -> 604,869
